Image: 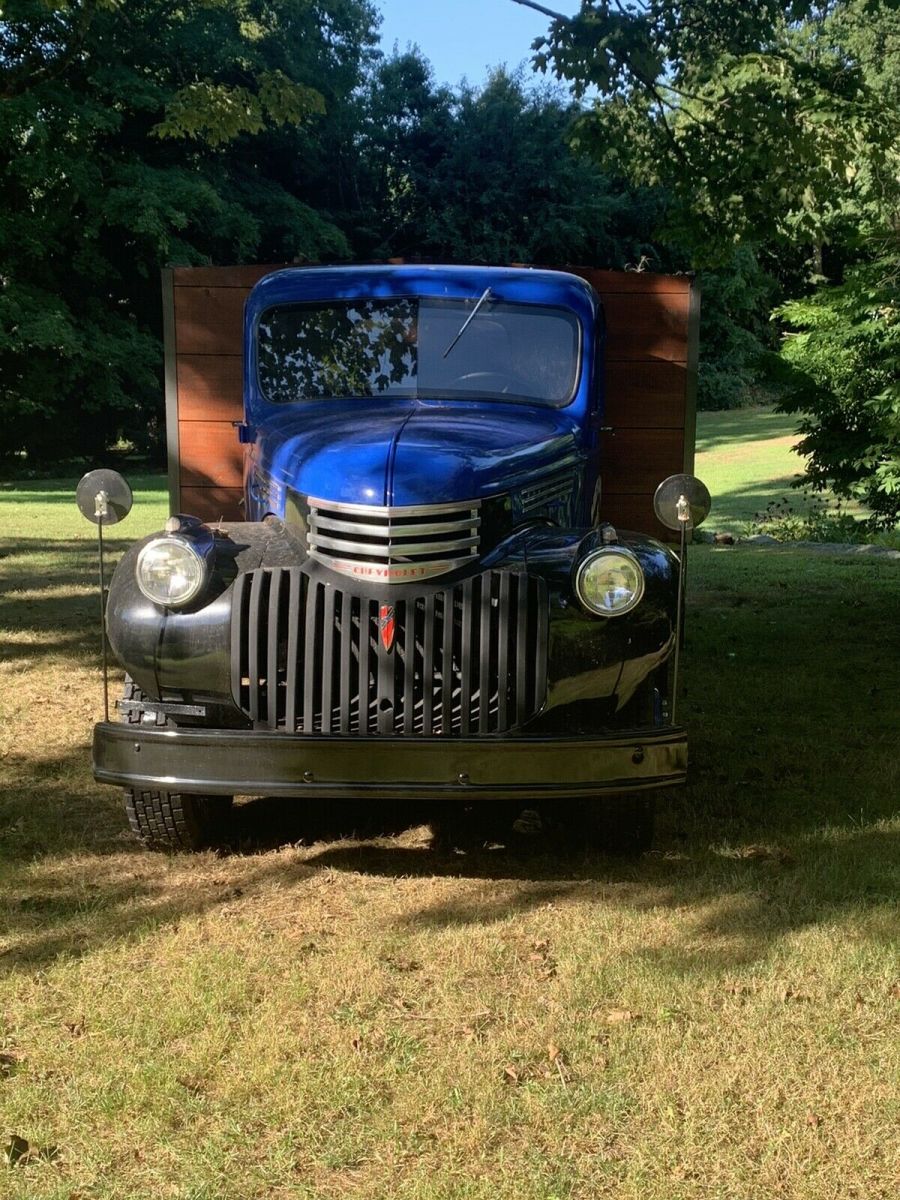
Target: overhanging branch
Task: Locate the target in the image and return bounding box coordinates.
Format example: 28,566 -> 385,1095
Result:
509,0 -> 573,22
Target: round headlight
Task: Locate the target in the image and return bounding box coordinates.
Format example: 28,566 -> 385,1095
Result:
135,537 -> 206,607
574,548 -> 645,617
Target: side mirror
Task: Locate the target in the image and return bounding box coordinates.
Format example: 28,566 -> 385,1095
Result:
75,469 -> 133,722
653,473 -> 711,532
75,469 -> 133,526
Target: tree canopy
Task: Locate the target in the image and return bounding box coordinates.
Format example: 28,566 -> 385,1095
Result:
516,0 -> 900,521
0,0 -> 377,458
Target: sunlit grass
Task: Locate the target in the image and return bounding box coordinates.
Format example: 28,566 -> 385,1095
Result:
694,406 -> 871,534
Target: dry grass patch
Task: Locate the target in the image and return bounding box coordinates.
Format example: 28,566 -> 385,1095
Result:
1,483 -> 898,1198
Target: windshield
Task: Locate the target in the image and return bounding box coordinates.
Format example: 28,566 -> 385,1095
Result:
256,296 -> 581,407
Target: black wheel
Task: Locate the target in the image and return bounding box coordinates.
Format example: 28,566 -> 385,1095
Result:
123,788 -> 233,852
118,677 -> 233,851
576,794 -> 656,857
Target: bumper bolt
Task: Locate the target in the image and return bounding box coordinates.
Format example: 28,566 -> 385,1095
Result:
632,747 -> 645,765
457,772 -> 470,786
302,770 -> 314,783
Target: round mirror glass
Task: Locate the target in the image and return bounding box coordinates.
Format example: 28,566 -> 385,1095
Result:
653,473 -> 712,531
75,469 -> 134,526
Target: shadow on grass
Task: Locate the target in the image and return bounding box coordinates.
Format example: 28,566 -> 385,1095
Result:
2,538 -> 898,977
694,407 -> 800,453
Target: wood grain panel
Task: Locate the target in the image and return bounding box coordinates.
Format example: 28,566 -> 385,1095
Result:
604,360 -> 687,428
174,287 -> 248,355
179,486 -> 244,523
173,264 -> 286,289
178,420 -> 244,488
569,267 -> 693,295
602,292 -> 690,362
600,492 -> 670,541
599,428 -> 686,495
177,355 -> 243,422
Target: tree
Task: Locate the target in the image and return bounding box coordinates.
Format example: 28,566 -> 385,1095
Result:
352,54 -> 669,268
513,1 -> 900,262
777,248 -> 900,526
514,0 -> 900,511
0,0 -> 378,461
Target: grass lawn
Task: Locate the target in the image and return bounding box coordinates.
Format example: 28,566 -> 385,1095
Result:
1,458 -> 898,1198
693,406 -> 868,535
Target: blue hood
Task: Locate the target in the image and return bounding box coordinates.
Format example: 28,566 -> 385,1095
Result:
256,399 -> 584,507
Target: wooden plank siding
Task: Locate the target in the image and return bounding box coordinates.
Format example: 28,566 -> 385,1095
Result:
567,267 -> 697,541
164,264 -> 699,536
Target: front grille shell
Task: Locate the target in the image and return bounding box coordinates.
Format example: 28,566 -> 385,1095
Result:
230,567 -> 549,736
306,496 -> 481,582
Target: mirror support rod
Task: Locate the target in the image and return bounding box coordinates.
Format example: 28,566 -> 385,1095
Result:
94,490 -> 111,722
670,494 -> 691,726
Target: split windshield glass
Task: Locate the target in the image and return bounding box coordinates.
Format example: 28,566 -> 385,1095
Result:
256,296 -> 580,407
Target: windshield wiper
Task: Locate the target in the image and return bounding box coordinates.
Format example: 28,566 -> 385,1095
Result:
442,287 -> 493,359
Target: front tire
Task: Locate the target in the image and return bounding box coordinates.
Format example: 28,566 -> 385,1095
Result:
576,794 -> 656,856
123,788 -> 233,852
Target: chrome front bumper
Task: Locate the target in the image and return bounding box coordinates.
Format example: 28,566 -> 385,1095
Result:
93,723 -> 687,800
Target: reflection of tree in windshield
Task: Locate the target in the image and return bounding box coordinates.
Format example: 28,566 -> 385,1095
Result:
258,297 -> 579,406
258,300 -> 417,402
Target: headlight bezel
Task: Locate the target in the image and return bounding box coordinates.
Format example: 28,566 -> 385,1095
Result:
573,546 -> 645,618
135,534 -> 209,609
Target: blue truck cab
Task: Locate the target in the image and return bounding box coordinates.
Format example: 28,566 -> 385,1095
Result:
93,265 -> 689,851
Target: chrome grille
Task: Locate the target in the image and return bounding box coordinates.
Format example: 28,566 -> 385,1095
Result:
306,497 -> 480,583
520,472 -> 572,514
231,567 -> 549,736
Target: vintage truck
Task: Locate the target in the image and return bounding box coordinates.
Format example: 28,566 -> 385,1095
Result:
90,263 -> 706,852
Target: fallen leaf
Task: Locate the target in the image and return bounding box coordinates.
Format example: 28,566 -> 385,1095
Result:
3,1135 -> 29,1166
547,1042 -> 561,1061
0,1052 -> 19,1078
64,1017 -> 85,1038
781,986 -> 809,1004
605,1009 -> 639,1024
806,1111 -> 823,1128
351,1036 -> 363,1054
888,982 -> 900,999
502,1065 -> 520,1085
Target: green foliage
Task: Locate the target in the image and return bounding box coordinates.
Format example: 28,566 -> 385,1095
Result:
696,249 -> 781,410
776,252 -> 900,526
533,0 -> 900,259
0,0 -> 377,460
352,56 -> 668,269
745,492 -> 869,543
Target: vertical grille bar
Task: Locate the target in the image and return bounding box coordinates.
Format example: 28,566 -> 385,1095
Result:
339,592 -> 352,733
440,591 -> 453,735
284,568 -> 301,731
358,599 -> 372,736
534,579 -> 549,719
302,580 -> 319,732
516,573 -> 529,719
478,573 -> 493,732
422,594 -> 435,734
497,572 -> 510,731
230,572 -> 248,714
266,568 -> 283,730
320,585 -> 335,733
459,579 -> 473,735
402,599 -> 415,735
247,571 -> 267,724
